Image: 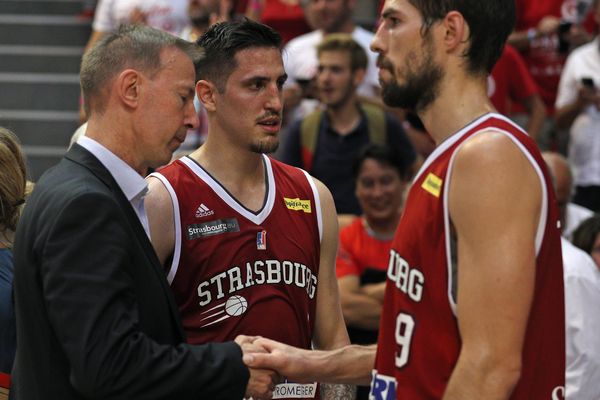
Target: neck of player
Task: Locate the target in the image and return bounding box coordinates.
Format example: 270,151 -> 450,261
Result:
420,74 -> 495,145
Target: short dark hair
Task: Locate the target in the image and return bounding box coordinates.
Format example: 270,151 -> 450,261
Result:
80,24 -> 204,115
409,0 -> 515,74
196,18 -> 282,92
317,33 -> 368,72
572,214 -> 600,255
353,143 -> 408,181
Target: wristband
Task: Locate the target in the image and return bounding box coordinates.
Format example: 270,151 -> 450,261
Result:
527,28 -> 537,42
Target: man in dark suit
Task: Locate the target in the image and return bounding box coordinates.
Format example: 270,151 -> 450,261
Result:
11,24 -> 276,399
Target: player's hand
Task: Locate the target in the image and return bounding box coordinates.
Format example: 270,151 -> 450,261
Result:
243,338 -> 315,383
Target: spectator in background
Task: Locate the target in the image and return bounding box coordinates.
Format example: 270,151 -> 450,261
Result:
86,0 -> 190,50
244,0 -> 310,44
489,44 -> 546,140
508,0 -> 593,152
560,236 -> 600,399
0,127 -> 28,376
336,144 -> 407,400
542,151 -> 594,239
280,34 -> 415,224
572,215 -> 600,269
283,0 -> 380,113
555,0 -> 600,212
180,0 -> 234,42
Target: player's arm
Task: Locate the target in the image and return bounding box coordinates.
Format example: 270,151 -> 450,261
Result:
310,178 -> 356,399
145,176 -> 176,266
241,336 -> 376,386
311,177 -> 351,351
338,275 -> 384,330
443,131 -> 541,400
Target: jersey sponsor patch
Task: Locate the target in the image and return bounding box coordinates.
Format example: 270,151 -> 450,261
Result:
370,370 -> 397,400
284,197 -> 312,213
273,382 -> 317,399
186,218 -> 240,240
421,172 -> 442,197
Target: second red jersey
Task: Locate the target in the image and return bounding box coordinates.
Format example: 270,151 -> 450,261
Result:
153,155 -> 323,399
371,113 -> 565,399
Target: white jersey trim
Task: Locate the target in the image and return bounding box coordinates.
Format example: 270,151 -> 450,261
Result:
301,169 -> 323,242
147,172 -> 182,285
440,113 -> 546,316
179,154 -> 276,225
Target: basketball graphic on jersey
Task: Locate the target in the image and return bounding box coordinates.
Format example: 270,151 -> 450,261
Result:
225,295 -> 248,316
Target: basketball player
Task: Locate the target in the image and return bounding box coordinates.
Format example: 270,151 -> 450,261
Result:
242,0 -> 566,399
145,19 -> 352,399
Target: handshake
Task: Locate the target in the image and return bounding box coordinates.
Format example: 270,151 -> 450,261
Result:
234,335 -> 310,400
234,335 -> 370,399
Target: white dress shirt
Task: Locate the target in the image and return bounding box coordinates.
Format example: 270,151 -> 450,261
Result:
561,238 -> 600,400
77,136 -> 151,238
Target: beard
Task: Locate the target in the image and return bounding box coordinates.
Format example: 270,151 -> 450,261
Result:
251,139 -> 279,154
379,39 -> 443,113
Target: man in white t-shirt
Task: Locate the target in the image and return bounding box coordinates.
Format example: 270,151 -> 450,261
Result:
283,0 -> 380,115
92,0 -> 189,37
555,0 -> 600,212
542,152 -> 594,240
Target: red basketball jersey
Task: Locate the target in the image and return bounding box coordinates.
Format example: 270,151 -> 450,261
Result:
153,155 -> 322,399
371,114 -> 565,400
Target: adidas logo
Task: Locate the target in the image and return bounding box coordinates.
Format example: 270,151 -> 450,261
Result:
195,203 -> 215,218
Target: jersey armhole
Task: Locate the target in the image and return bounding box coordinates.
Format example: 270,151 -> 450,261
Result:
442,128 -> 549,316
300,169 -> 323,243
147,172 -> 182,285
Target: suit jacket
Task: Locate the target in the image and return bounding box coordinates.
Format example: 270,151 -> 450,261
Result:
11,145 -> 249,399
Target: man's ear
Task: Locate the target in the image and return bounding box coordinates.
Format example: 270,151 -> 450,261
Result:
442,11 -> 469,53
196,80 -> 218,112
117,69 -> 142,109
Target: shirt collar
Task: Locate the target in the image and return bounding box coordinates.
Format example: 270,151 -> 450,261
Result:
77,136 -> 148,202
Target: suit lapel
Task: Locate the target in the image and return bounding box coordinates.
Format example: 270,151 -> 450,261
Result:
65,145 -> 186,340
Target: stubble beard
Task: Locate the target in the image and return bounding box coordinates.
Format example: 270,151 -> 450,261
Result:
251,139 -> 279,154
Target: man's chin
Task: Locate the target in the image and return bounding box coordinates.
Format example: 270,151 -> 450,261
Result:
251,139 -> 279,154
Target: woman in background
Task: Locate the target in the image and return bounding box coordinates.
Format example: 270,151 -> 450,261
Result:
0,127 -> 29,374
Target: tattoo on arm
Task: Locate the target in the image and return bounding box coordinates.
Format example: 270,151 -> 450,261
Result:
320,383 -> 357,400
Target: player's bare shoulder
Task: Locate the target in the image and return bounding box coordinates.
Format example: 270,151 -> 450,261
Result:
452,128 -> 541,188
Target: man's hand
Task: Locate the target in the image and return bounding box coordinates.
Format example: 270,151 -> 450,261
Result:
236,336 -> 281,399
577,85 -> 600,111
241,337 -> 315,383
